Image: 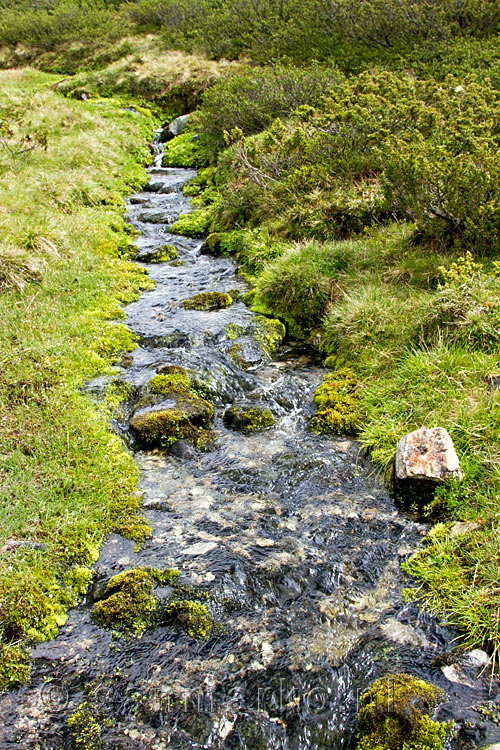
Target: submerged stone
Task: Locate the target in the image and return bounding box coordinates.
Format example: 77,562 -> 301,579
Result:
395,427 -> 462,483
223,403 -> 274,433
183,291 -> 233,311
357,673 -> 449,750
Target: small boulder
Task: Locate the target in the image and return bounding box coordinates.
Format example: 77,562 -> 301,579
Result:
161,114 -> 190,141
395,427 -> 462,483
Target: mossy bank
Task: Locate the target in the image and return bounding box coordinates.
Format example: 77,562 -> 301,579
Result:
0,69 -> 156,688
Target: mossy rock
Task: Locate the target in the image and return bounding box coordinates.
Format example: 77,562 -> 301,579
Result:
200,232 -> 222,256
129,378 -> 214,450
183,291 -> 233,311
68,699 -> 103,749
310,367 -> 361,435
159,599 -> 214,639
254,316 -> 286,354
140,244 -> 178,263
223,403 -> 275,433
91,567 -> 180,636
92,568 -> 156,635
357,673 -> 450,750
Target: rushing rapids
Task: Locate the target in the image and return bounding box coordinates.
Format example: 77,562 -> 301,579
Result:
1,131 -> 499,750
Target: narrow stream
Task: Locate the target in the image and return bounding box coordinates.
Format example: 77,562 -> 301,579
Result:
1,130 -> 499,749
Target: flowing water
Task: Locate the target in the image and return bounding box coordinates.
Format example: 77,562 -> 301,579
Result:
1,130 -> 499,749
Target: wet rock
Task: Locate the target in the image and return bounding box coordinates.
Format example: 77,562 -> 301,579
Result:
183,291 -> 233,311
169,439 -> 197,459
224,402 -> 275,433
137,210 -> 178,225
162,114 -> 190,141
395,427 -> 462,482
144,179 -> 165,192
229,340 -> 265,370
138,244 -> 178,263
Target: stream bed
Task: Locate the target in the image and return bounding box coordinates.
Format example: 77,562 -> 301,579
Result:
1,131 -> 499,750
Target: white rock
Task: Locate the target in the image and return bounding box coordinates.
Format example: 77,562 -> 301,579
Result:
395,427 -> 462,482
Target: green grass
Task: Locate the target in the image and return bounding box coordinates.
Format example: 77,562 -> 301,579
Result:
0,68 -> 156,687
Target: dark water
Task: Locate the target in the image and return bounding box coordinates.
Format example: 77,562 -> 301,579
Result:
1,131 -> 499,749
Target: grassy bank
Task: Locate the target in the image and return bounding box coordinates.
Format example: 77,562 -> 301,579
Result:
0,68 -> 156,687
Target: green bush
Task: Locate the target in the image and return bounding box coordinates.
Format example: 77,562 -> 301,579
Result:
196,64 -> 344,147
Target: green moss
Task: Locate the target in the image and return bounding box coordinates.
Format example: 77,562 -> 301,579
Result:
114,515 -> 152,543
229,343 -> 248,369
140,244 -> 178,263
148,371 -> 191,393
161,132 -> 210,168
160,599 -> 214,639
357,673 -> 450,750
93,322 -> 138,362
254,316 -> 286,354
68,699 -> 103,750
310,367 -> 361,435
223,405 -> 275,433
183,167 -> 217,197
63,566 -> 93,598
92,568 -> 156,635
226,322 -> 246,340
171,208 -> 213,238
0,643 -> 31,690
150,568 -> 180,586
183,291 -> 233,311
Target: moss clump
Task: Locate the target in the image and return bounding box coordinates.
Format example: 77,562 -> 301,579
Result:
254,316 -> 286,354
226,322 -> 246,340
357,674 -> 450,750
91,567 -> 180,637
113,515 -> 152,543
68,700 -> 103,750
148,370 -> 191,393
63,566 -> 93,598
160,599 -> 214,639
92,568 -> 156,635
170,208 -> 212,238
161,132 -> 210,168
183,291 -> 233,311
223,404 -> 275,433
0,643 -> 31,690
310,367 -> 361,435
200,232 -> 221,255
140,244 -> 178,263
